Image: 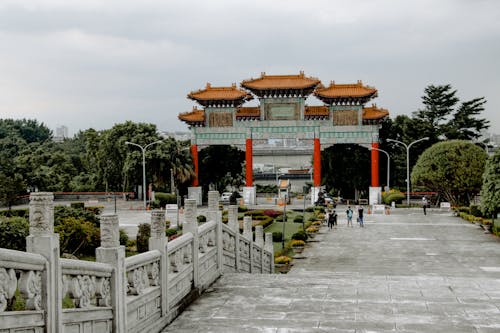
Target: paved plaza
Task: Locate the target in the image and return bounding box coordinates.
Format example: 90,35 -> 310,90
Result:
163,208 -> 500,332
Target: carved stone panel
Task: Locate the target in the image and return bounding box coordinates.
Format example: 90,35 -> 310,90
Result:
100,215 -> 119,248
208,112 -> 233,127
29,192 -> 54,236
150,210 -> 166,239
333,110 -> 358,125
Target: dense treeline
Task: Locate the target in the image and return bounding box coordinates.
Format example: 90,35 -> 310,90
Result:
0,84 -> 495,208
0,120 -> 195,208
321,84 -> 491,204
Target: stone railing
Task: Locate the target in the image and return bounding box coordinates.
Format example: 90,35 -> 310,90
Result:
0,191 -> 273,333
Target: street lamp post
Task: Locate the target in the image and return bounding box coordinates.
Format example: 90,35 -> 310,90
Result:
370,147 -> 391,191
386,137 -> 429,206
125,140 -> 163,209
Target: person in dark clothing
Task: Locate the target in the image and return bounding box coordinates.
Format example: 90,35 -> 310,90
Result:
358,206 -> 364,227
328,210 -> 337,229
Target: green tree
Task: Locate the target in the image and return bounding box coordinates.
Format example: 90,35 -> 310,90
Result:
480,148 -> 500,218
199,145 -> 244,193
413,84 -> 489,141
411,140 -> 487,206
444,97 -> 489,140
321,144 -> 370,199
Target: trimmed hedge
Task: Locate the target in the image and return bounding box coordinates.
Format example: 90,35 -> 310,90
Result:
291,230 -> 308,241
0,208 -> 29,218
272,231 -> 283,242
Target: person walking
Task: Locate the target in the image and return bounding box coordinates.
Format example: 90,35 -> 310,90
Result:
332,210 -> 338,228
324,209 -> 330,226
422,196 -> 428,215
358,206 -> 364,227
328,210 -> 336,229
346,206 -> 353,227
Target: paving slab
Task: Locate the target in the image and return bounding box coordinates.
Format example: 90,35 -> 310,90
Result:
163,209 -> 500,332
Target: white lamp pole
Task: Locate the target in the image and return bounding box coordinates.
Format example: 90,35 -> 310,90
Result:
370,147 -> 390,190
387,137 -> 429,206
125,140 -> 163,209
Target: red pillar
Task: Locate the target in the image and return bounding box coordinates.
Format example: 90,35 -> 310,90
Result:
371,142 -> 379,187
191,144 -> 199,187
245,138 -> 253,186
313,138 -> 321,187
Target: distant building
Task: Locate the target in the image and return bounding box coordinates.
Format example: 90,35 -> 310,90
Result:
53,125 -> 68,142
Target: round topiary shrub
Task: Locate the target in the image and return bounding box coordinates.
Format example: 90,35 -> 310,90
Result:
293,215 -> 304,223
272,231 -> 283,242
291,230 -> 308,241
197,215 -> 207,223
119,229 -> 129,246
383,191 -> 405,205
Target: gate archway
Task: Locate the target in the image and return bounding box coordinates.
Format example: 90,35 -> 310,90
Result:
178,72 -> 389,205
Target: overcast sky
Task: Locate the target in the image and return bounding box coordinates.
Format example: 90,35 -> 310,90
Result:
1,0 -> 499,136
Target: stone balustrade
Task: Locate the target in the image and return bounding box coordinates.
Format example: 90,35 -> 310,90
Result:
0,191 -> 273,333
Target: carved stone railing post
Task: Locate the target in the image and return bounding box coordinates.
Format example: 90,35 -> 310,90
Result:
207,191 -> 223,275
26,192 -> 62,333
265,232 -> 274,274
148,210 -> 168,317
243,216 -> 253,272
255,225 -> 264,247
183,199 -> 199,288
255,225 -> 264,273
96,214 -> 127,333
228,205 -> 240,271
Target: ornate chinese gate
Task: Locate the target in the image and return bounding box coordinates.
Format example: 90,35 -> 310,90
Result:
178,72 -> 389,205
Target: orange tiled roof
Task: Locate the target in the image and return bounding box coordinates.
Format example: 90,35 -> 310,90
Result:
315,80 -> 377,99
188,83 -> 253,102
178,107 -> 205,123
363,104 -> 389,120
236,107 -> 260,117
304,106 -> 329,116
241,71 -> 321,90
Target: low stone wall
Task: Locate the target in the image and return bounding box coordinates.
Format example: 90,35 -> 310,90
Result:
0,191 -> 274,333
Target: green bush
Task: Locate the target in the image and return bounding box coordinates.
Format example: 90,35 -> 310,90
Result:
305,207 -> 315,212
315,207 -> 325,214
383,191 -> 405,205
155,192 -> 177,207
293,215 -> 304,223
291,230 -> 308,241
0,208 -> 29,218
136,223 -> 151,253
272,231 -> 283,242
166,228 -> 177,238
70,202 -> 85,210
470,205 -> 483,217
119,229 -> 129,246
238,206 -> 248,213
54,206 -> 100,227
0,216 -> 29,251
55,217 -> 100,256
197,215 -> 207,223
457,207 -> 470,214
85,206 -> 103,216
254,215 -> 274,229
245,210 -> 265,216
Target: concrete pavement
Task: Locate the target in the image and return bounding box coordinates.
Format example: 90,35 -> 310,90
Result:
163,208 -> 500,332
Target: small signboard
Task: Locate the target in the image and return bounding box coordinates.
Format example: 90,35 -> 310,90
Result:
440,202 -> 451,210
